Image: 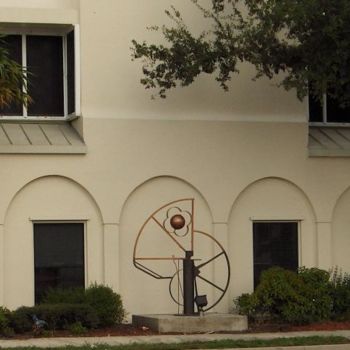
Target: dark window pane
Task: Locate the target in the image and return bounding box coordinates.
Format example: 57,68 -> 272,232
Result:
34,223 -> 84,303
253,222 -> 298,288
27,35 -> 64,116
0,35 -> 23,116
327,95 -> 350,123
309,94 -> 323,122
67,30 -> 75,115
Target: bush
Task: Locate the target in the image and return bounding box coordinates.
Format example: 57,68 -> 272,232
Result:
0,307 -> 13,336
41,284 -> 125,328
85,283 -> 125,326
234,293 -> 259,320
235,267 -> 333,324
67,321 -> 87,335
330,267 -> 350,317
10,304 -> 98,332
9,307 -> 33,333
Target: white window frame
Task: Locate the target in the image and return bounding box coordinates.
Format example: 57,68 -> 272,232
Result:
0,24 -> 80,122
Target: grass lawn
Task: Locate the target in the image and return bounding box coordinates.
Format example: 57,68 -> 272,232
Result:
8,335 -> 350,350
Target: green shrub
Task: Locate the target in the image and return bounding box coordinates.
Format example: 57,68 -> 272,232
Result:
0,307 -> 12,336
40,284 -> 125,327
234,293 -> 258,319
330,267 -> 350,317
235,267 -> 333,324
1,326 -> 15,338
10,304 -> 98,332
276,268 -> 332,324
9,307 -> 33,333
67,321 -> 87,335
42,287 -> 86,304
255,267 -> 304,323
85,283 -> 125,326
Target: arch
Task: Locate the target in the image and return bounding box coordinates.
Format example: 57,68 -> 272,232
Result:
3,175 -> 105,310
227,176 -> 317,301
331,186 -> 350,272
119,175 -> 213,224
331,185 -> 350,221
4,174 -> 104,224
119,175 -> 215,317
227,176 -> 317,223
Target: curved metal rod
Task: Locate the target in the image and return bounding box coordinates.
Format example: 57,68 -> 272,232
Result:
193,230 -> 231,312
169,269 -> 184,306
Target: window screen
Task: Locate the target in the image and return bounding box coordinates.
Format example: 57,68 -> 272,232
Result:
34,223 -> 84,303
27,35 -> 64,116
253,222 -> 298,288
0,35 -> 23,116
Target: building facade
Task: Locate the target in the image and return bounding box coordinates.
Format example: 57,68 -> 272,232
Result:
0,0 -> 349,317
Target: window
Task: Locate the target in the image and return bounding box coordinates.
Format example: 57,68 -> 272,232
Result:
253,222 -> 298,288
0,25 -> 79,119
309,93 -> 350,124
34,223 -> 85,303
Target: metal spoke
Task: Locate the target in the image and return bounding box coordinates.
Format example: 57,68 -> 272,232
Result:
197,251 -> 224,269
196,274 -> 225,292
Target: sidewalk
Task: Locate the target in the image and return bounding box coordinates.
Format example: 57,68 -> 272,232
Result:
0,330 -> 350,349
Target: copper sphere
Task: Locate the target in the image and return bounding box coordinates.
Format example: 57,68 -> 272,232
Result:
170,214 -> 186,230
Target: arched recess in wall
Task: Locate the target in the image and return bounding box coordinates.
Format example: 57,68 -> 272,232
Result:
3,175 -> 104,310
332,186 -> 350,272
227,177 -> 316,300
119,175 -> 215,316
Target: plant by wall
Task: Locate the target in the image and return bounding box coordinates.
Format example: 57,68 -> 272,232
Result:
235,267 -> 333,324
330,267 -> 350,319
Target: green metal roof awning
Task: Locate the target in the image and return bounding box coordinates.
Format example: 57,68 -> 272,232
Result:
0,122 -> 86,154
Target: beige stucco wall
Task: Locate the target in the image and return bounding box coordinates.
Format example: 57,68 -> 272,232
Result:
0,0 -> 349,316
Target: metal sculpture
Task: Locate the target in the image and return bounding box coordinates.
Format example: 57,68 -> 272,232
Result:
133,198 -> 230,315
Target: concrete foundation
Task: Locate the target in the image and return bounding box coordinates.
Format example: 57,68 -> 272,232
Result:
132,313 -> 248,333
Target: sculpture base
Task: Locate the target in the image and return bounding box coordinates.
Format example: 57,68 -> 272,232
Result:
132,313 -> 248,333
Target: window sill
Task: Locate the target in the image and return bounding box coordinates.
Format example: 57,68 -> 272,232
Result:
0,121 -> 86,155
308,125 -> 350,157
0,114 -> 79,123
309,122 -> 350,128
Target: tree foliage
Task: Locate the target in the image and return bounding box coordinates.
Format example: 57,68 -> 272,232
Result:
132,0 -> 350,104
0,37 -> 30,109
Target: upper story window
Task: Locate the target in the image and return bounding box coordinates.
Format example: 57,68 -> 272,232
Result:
0,24 -> 79,120
309,93 -> 350,124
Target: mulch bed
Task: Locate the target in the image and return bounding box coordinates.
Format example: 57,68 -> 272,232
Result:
249,321 -> 350,333
3,321 -> 350,339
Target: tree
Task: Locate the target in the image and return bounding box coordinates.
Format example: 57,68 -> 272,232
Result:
0,37 -> 30,109
131,0 -> 350,106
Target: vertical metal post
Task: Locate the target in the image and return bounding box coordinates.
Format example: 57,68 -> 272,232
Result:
183,251 -> 195,315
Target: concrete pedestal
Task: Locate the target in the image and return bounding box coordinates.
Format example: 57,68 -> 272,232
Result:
132,313 -> 248,333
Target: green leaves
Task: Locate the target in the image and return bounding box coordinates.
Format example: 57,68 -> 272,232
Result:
0,36 -> 30,108
132,0 -> 350,104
